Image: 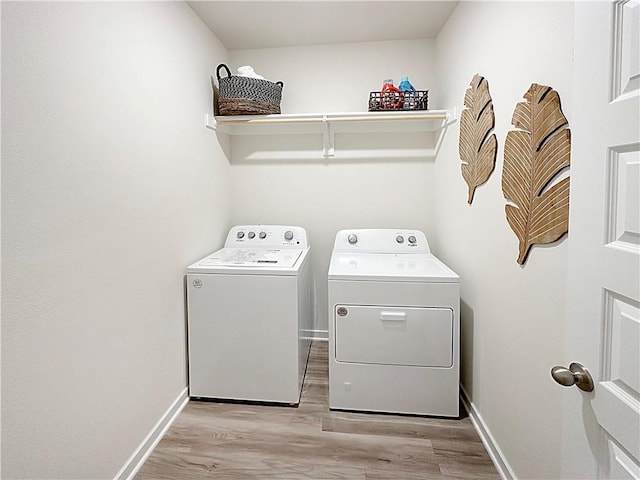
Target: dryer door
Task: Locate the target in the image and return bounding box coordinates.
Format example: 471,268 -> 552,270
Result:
334,305 -> 453,367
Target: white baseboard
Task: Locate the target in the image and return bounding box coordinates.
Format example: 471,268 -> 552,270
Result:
460,385 -> 516,480
114,387 -> 189,480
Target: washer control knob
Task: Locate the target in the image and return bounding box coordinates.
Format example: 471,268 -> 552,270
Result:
348,234 -> 358,245
259,231 -> 267,239
396,235 -> 405,244
248,231 -> 256,239
284,230 -> 294,241
408,235 -> 417,244
236,231 -> 245,239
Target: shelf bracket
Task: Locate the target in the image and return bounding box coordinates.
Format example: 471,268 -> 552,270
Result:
322,115 -> 335,158
433,108 -> 458,157
205,113 -> 217,131
440,106 -> 458,130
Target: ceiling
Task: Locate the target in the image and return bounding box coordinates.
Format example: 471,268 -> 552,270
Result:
187,1 -> 459,50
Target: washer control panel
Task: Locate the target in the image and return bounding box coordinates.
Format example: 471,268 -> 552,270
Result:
226,225 -> 308,249
333,229 -> 429,254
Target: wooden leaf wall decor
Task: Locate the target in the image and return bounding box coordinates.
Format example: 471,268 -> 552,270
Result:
459,74 -> 498,204
502,83 -> 571,265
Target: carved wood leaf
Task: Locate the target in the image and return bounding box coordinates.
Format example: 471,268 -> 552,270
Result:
502,83 -> 571,264
459,74 -> 498,204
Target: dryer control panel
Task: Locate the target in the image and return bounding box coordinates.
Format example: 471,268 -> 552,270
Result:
225,225 -> 309,249
333,229 -> 430,254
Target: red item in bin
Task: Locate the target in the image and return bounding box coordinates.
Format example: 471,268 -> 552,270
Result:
381,79 -> 403,109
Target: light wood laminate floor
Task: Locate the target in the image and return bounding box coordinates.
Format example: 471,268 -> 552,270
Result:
136,342 -> 500,479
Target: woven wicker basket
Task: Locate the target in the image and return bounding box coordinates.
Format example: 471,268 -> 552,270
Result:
216,64 -> 284,116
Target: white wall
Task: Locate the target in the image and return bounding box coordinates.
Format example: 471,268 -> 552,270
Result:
229,40 -> 438,335
1,2 -> 229,478
434,2 -> 574,479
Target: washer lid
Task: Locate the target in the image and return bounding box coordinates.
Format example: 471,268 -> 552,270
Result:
328,252 -> 459,283
188,248 -> 306,274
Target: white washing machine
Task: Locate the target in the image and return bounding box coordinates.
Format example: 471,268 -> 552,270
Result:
328,228 -> 460,417
187,225 -> 312,405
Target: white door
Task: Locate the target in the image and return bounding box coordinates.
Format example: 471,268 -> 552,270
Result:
559,1 -> 640,478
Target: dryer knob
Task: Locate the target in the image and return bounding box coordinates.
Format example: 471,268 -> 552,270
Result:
408,235 -> 417,244
259,231 -> 267,239
348,234 -> 358,245
237,231 -> 245,239
396,235 -> 405,244
284,231 -> 294,241
248,231 -> 256,239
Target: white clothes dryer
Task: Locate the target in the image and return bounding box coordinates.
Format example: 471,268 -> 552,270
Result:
187,225 -> 312,405
328,229 -> 460,417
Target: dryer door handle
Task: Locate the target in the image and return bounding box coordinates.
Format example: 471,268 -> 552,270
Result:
380,311 -> 407,322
